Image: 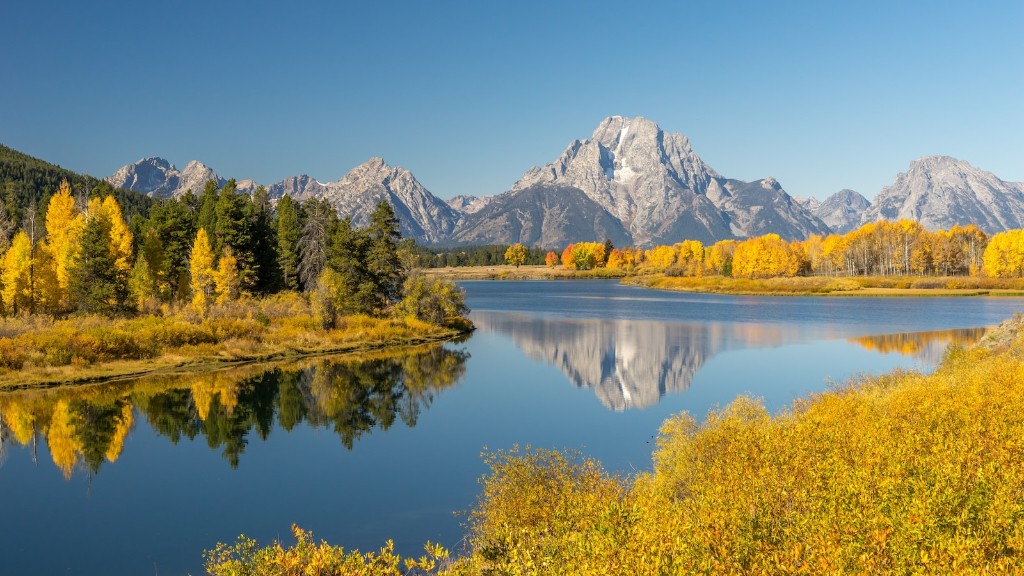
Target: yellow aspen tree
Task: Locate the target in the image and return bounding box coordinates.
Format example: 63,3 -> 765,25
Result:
504,243 -> 529,267
644,245 -> 677,269
33,241 -> 61,313
705,240 -> 737,276
104,403 -> 134,463
88,195 -> 134,273
46,400 -> 83,480
605,248 -> 625,270
1,231 -> 33,314
190,228 -> 216,311
544,251 -> 559,267
676,240 -> 705,276
0,398 -> 36,445
44,180 -> 86,301
213,245 -> 241,304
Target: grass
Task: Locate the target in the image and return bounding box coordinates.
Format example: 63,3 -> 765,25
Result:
421,264 -> 626,281
624,273 -> 1024,297
0,292 -> 472,390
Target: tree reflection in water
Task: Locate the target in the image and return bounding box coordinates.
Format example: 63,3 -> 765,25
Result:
0,344 -> 468,477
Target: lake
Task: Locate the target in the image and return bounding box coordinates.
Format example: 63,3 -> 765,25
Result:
1,280 -> 1021,575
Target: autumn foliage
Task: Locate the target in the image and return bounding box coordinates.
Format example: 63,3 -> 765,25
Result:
549,220 -> 1024,280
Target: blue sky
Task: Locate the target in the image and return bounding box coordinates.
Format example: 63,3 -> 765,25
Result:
2,0 -> 1021,200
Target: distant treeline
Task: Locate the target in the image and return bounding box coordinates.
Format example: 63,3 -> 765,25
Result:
401,242 -> 549,268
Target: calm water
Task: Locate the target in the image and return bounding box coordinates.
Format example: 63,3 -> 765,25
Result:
1,280 -> 1021,575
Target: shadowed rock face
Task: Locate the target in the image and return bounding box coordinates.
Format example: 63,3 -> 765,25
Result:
862,156 -> 1024,233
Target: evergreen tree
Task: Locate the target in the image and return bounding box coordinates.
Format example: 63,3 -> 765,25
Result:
364,200 -> 405,313
298,198 -> 337,290
326,217 -> 374,315
139,228 -> 168,298
70,212 -> 130,316
275,195 -> 302,291
197,179 -> 219,242
148,197 -> 197,301
129,251 -> 158,310
214,179 -> 256,290
247,185 -> 280,294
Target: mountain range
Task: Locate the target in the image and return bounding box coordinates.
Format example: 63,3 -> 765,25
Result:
106,116 -> 1024,247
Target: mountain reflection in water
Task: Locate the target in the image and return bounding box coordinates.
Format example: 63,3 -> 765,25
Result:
0,344 -> 468,479
470,311 -> 990,411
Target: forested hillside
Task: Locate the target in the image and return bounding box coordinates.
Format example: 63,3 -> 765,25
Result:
0,144 -> 152,232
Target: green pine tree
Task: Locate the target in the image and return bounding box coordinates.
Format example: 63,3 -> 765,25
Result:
275,195 -> 303,291
70,212 -> 130,315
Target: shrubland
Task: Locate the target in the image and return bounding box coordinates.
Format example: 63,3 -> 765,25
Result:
204,315 -> 1024,575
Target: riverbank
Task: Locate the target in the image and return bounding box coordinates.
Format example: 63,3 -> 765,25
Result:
0,293 -> 472,390
421,264 -> 625,280
626,273 -> 1024,296
422,265 -> 1024,296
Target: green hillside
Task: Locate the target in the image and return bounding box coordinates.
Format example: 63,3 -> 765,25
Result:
0,144 -> 152,231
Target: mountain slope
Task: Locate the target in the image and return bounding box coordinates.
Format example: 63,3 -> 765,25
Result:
862,156 -> 1024,232
1,144 -> 152,226
451,184 -> 632,248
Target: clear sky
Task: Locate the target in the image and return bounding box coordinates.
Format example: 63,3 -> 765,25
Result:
2,0 -> 1021,201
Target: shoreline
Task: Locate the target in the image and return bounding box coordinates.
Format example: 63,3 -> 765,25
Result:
0,317 -> 471,391
423,265 -> 1024,297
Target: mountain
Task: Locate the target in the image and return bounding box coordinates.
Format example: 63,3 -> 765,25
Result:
809,189 -> 870,234
508,116 -> 829,246
445,194 -> 491,214
110,156 -> 459,244
862,156 -> 1024,233
450,184 -> 632,248
705,177 -> 833,240
295,157 -> 459,244
107,157 -> 225,198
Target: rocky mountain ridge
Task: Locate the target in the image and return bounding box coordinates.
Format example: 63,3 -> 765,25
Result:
106,119 -> 1023,246
861,156 -> 1024,233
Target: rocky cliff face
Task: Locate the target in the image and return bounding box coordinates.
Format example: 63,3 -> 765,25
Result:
862,156 -> 1024,232
509,116 -> 828,245
312,157 -> 460,243
106,157 -> 225,198
809,189 -> 870,233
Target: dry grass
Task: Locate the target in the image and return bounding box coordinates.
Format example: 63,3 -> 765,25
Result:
421,264 -> 626,281
624,274 -> 1024,297
0,292 -> 470,389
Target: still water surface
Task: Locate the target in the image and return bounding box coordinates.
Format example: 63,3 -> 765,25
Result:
1,280 -> 1021,575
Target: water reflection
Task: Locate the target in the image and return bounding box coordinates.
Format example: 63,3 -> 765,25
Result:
471,311 -> 989,411
0,344 -> 468,478
848,327 -> 989,363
